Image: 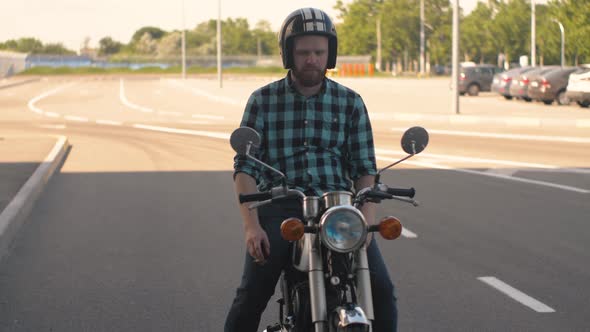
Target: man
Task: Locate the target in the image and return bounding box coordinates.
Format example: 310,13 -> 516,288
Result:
225,8 -> 397,332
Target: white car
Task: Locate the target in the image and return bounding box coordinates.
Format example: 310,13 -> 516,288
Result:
566,66 -> 590,108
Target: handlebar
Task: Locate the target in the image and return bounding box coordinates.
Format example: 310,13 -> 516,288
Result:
239,188 -> 305,206
239,191 -> 272,204
387,187 -> 415,198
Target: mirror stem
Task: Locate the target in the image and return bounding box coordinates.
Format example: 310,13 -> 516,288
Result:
377,154 -> 415,176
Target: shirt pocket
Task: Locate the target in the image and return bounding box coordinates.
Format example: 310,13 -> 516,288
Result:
319,111 -> 346,147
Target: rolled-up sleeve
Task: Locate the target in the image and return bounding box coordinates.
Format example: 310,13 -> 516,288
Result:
233,93 -> 264,181
346,96 -> 377,180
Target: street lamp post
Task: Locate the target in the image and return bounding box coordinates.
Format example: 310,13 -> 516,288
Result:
451,0 -> 460,115
217,0 -> 222,88
552,19 -> 565,67
420,0 -> 425,77
181,0 -> 186,79
531,0 -> 537,67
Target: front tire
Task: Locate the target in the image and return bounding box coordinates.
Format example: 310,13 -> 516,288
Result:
291,283 -> 313,332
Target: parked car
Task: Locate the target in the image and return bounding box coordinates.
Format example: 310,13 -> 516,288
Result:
528,66 -> 582,105
566,67 -> 590,108
458,64 -> 504,96
509,66 -> 558,102
492,66 -> 535,99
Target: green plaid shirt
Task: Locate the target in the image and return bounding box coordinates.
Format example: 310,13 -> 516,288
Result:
234,73 -> 376,196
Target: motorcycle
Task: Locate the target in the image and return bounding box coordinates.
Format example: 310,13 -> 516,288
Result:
229,126 -> 429,332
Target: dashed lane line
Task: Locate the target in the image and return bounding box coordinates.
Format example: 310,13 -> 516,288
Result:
131,124 -> 230,140
96,120 -> 123,126
478,276 -> 555,313
192,114 -> 225,120
64,115 -> 89,122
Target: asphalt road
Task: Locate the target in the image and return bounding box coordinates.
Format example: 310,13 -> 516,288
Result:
0,76 -> 589,331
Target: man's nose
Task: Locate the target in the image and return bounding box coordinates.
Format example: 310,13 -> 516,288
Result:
305,53 -> 318,64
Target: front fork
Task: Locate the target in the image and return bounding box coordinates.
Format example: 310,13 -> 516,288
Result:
355,245 -> 375,327
307,239 -> 374,332
308,233 -> 328,332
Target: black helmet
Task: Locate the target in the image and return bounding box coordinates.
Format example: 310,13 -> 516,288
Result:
278,8 -> 338,69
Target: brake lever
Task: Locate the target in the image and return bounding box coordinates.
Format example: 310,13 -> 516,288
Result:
248,199 -> 273,211
390,196 -> 420,207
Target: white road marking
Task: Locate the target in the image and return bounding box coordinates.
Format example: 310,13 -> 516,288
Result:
132,124 -> 230,140
478,276 -> 555,313
159,111 -> 183,117
39,124 -> 66,129
392,128 -> 590,144
401,227 -> 418,238
27,83 -> 77,115
376,155 -> 589,194
505,118 -> 541,127
96,120 -> 123,126
376,148 -> 558,169
164,79 -> 245,106
44,112 -> 61,118
64,115 -> 89,122
119,79 -> 154,113
192,114 -> 225,120
179,120 -> 212,125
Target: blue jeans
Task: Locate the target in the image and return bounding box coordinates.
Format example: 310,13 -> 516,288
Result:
224,201 -> 397,332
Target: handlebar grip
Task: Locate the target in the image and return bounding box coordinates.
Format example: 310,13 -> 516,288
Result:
239,191 -> 272,204
387,187 -> 415,198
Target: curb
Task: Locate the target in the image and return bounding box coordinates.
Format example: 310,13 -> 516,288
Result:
0,77 -> 41,90
0,136 -> 69,261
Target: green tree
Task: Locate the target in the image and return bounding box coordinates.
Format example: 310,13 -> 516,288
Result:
335,0 -> 382,57
461,2 -> 496,63
253,20 -> 279,55
490,0 -> 532,66
98,37 -> 124,55
41,43 -> 75,55
0,40 -> 19,51
130,27 -> 167,44
222,18 -> 256,55
549,0 -> 590,65
15,38 -> 44,53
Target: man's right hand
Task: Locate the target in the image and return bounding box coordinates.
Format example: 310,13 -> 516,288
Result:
245,223 -> 270,265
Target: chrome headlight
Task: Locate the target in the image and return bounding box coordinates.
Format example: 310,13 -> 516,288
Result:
320,206 -> 367,253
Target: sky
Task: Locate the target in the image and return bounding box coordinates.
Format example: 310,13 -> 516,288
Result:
1,0 -> 484,52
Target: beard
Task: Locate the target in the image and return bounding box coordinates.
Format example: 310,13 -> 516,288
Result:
291,65 -> 327,87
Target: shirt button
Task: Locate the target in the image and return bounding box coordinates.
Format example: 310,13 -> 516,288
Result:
303,141 -> 308,146
304,120 -> 308,125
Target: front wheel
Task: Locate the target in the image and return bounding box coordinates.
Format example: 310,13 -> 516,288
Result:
578,101 -> 590,108
291,283 -> 313,332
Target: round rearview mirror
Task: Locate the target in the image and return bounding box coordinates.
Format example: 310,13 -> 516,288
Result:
401,126 -> 429,155
230,127 -> 261,155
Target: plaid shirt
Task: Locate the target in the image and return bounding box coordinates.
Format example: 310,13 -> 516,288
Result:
233,73 -> 376,196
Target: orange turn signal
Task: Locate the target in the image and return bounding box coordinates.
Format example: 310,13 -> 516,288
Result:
378,216 -> 402,240
280,218 -> 305,241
